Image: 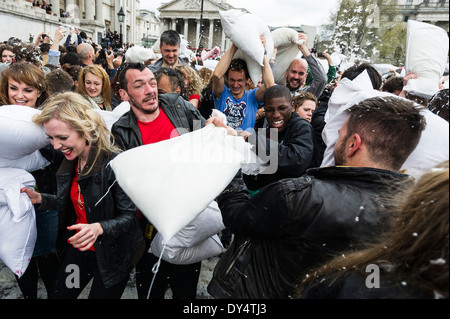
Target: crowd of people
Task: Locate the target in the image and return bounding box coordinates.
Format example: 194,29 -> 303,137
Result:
0,20 -> 449,301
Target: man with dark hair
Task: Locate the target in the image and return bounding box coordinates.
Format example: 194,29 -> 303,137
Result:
208,96 -> 426,299
149,30 -> 184,73
212,38 -> 275,133
154,67 -> 185,96
382,76 -> 404,96
111,62 -> 206,299
340,63 -> 383,90
320,62 -> 385,167
242,85 -> 315,190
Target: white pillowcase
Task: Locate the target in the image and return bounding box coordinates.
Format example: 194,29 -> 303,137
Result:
404,20 -> 449,99
271,28 -> 304,85
0,105 -> 50,172
109,124 -> 252,242
220,9 -> 274,86
0,167 -> 37,278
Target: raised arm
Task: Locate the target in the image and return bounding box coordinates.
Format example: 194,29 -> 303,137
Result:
212,43 -> 238,99
255,36 -> 275,102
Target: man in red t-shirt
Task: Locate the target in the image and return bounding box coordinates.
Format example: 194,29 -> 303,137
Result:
111,62 -> 206,300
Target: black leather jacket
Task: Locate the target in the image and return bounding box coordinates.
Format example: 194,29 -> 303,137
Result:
40,147 -> 145,289
208,166 -> 413,299
111,93 -> 206,151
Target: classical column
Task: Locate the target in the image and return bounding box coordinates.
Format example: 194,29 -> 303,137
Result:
50,0 -> 60,18
184,19 -> 189,38
172,19 -> 177,31
221,28 -> 226,50
66,0 -> 78,19
196,19 -> 201,48
95,0 -> 104,23
85,0 -> 95,20
209,19 -> 214,49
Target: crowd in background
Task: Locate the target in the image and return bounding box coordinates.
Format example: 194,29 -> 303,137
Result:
0,20 -> 448,301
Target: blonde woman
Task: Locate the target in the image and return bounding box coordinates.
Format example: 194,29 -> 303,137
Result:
175,64 -> 204,109
21,92 -> 144,299
76,64 -> 112,110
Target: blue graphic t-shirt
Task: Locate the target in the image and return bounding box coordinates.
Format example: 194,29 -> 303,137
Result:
213,86 -> 259,131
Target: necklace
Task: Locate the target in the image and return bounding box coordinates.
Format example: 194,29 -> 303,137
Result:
77,158 -> 85,211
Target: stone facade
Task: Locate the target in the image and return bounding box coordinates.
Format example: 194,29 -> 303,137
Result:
397,0 -> 449,31
0,0 -> 152,47
158,0 -> 239,50
158,0 -> 317,51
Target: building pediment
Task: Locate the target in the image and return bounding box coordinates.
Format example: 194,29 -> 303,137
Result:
159,0 -> 237,13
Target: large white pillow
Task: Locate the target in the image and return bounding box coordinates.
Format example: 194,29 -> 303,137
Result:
109,124 -> 252,242
220,9 -> 274,86
321,71 -> 449,181
404,20 -> 449,99
0,167 -> 37,278
271,28 -> 304,85
0,105 -> 51,172
95,101 -> 130,131
0,105 -> 49,161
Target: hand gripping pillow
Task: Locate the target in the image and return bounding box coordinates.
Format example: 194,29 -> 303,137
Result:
270,28 -> 305,85
0,105 -> 50,172
0,167 -> 37,278
220,9 -> 274,86
404,20 -> 449,99
109,124 -> 252,242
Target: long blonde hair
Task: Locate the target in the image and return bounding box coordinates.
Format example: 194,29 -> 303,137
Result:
76,64 -> 112,110
33,92 -> 119,175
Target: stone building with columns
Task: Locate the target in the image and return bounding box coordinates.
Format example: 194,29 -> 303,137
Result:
158,0 -> 244,51
0,0 -> 148,47
157,0 -> 317,51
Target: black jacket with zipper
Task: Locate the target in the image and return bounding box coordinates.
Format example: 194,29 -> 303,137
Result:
111,93 -> 206,151
208,166 -> 413,299
243,112 -> 315,190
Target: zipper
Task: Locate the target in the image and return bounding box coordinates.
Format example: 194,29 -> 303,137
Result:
225,238 -> 251,276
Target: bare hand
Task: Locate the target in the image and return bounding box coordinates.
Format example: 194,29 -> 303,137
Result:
206,116 -> 238,136
54,27 -> 66,43
67,223 -> 103,251
20,187 -> 42,205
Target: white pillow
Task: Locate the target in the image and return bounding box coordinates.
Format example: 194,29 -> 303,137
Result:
270,28 -> 305,86
220,9 -> 274,86
0,105 -> 51,172
95,101 -> 130,131
150,234 -> 225,265
109,124 -> 252,242
149,201 -> 226,265
0,105 -> 49,161
0,167 -> 37,278
125,46 -> 156,63
404,20 -> 449,99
